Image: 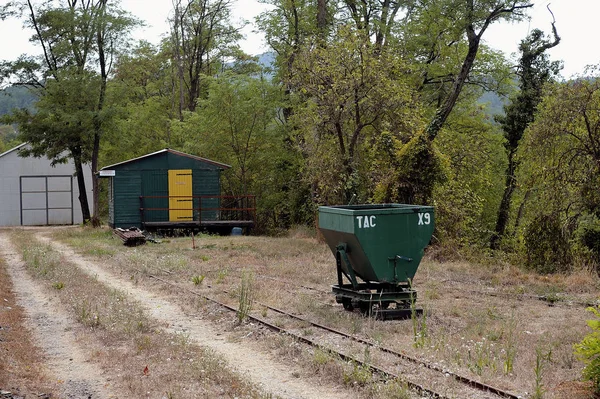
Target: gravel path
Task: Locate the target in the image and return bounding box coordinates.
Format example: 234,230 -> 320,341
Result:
32,232 -> 349,399
0,231 -> 116,399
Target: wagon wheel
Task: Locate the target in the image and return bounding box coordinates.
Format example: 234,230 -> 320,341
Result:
342,298 -> 354,311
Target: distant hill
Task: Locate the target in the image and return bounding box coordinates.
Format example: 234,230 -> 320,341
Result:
0,85 -> 38,117
479,90 -> 507,118
0,85 -> 37,146
257,52 -> 275,69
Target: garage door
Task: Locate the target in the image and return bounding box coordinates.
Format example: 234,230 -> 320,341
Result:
20,176 -> 74,225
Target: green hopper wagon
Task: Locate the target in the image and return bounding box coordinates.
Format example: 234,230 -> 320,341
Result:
318,204 -> 434,319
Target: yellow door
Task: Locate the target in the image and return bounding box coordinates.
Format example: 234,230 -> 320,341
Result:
168,169 -> 193,221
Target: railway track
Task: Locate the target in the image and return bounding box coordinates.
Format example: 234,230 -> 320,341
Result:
247,271 -> 598,309
146,272 -> 522,399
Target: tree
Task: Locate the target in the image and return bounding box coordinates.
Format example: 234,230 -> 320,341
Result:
433,102 -> 506,246
383,0 -> 533,206
490,21 -> 561,250
104,41 -> 176,165
289,27 -> 422,204
172,73 -> 290,231
1,0 -> 138,225
341,0 -> 402,51
516,71 -> 600,270
420,0 -> 534,141
258,0 -> 326,121
170,0 -> 242,116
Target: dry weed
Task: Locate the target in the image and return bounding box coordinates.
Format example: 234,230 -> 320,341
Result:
0,255 -> 57,398
47,227 -> 597,397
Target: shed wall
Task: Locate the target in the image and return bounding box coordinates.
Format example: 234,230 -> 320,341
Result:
0,147 -> 93,226
105,151 -> 225,229
111,169 -> 222,229
111,171 -> 142,228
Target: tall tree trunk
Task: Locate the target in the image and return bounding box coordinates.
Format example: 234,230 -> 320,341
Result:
425,27 -> 480,141
513,188 -> 531,231
71,146 -> 91,223
172,0 -> 185,121
491,16 -> 560,248
424,2 -> 534,141
91,0 -> 108,227
316,0 -> 328,39
491,149 -> 518,249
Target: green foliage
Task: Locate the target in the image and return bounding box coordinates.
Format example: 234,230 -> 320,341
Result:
524,214 -> 571,274
0,85 -> 38,116
532,345 -> 552,399
401,0 -> 530,140
0,123 -> 22,153
289,26 -> 423,205
515,71 -> 600,267
191,275 -> 205,286
491,27 -> 561,249
409,286 -> 428,349
170,0 -> 245,113
172,72 -> 293,233
343,361 -> 372,387
575,307 -> 600,394
2,0 -> 140,224
102,41 -> 174,166
496,28 -> 561,151
503,315 -> 518,375
434,104 -> 506,245
257,0 -> 322,83
392,132 -> 445,205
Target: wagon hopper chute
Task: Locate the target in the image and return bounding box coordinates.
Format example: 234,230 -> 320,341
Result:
318,204 -> 434,320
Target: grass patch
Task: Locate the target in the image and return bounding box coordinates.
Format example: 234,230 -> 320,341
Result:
43,226 -> 598,397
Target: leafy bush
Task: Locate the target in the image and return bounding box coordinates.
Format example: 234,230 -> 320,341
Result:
524,214 -> 571,274
574,306 -> 600,393
581,226 -> 600,274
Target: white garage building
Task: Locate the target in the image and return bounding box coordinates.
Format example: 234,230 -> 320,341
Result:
0,143 -> 93,226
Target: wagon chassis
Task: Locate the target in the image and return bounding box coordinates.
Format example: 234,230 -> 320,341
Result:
334,245 -> 423,320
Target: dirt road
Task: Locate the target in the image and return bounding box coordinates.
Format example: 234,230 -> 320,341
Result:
0,232 -> 114,398
0,228 -> 350,399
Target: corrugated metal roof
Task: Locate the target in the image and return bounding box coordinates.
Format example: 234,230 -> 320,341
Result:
100,148 -> 231,170
0,142 -> 27,159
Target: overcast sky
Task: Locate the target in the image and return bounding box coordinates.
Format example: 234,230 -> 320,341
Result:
0,0 -> 597,79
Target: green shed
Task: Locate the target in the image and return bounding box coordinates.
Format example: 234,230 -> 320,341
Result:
99,149 -> 255,231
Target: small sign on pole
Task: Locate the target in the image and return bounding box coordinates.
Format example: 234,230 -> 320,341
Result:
99,170 -> 116,177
